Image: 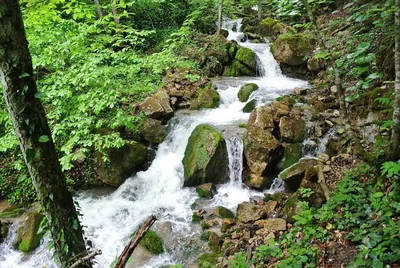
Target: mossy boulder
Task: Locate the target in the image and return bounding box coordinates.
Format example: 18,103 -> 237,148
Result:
242,99 -> 257,113
279,116 -> 307,143
16,211 -> 44,253
215,206 -> 234,219
190,86 -> 220,109
279,158 -> 319,191
139,230 -> 164,255
139,90 -> 174,121
95,142 -> 147,187
258,18 -> 292,40
141,117 -> 166,144
237,202 -> 266,223
235,47 -> 257,72
238,83 -> 259,102
183,124 -> 229,186
243,131 -> 282,189
0,221 -> 9,242
280,143 -> 303,170
271,33 -> 316,66
196,183 -> 215,199
224,60 -> 255,77
247,106 -> 275,132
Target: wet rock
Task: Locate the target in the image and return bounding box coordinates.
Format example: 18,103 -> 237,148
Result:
243,131 -> 282,189
237,202 -> 266,223
258,18 -> 292,40
221,218 -> 235,233
139,229 -> 164,254
190,86 -> 220,109
280,143 -> 302,170
141,118 -> 166,143
263,218 -> 287,231
139,91 -> 173,121
208,232 -> 221,248
126,245 -> 154,268
247,106 -> 275,132
183,124 -> 229,186
317,153 -> 330,163
271,33 -> 316,66
279,116 -> 307,143
95,142 -> 147,187
192,211 -> 203,222
216,206 -> 235,219
238,83 -> 259,102
279,158 -> 319,191
0,221 -> 9,242
242,99 -> 257,113
294,87 -> 307,95
196,183 -> 215,199
15,211 -> 44,253
235,47 -> 257,72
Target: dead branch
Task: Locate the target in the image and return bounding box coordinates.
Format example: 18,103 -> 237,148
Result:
70,250 -> 102,268
114,215 -> 157,268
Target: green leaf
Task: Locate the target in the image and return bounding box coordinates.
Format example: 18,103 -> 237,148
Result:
372,192 -> 384,198
39,135 -> 50,143
49,192 -> 54,201
18,73 -> 30,78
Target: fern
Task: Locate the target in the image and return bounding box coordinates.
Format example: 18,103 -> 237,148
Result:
381,161 -> 400,177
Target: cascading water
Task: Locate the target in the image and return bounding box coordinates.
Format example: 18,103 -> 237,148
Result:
0,18 -> 308,268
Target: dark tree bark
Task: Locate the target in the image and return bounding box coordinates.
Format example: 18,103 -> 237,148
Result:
94,0 -> 104,19
392,0 -> 400,160
0,1 -> 89,267
111,0 -> 120,27
217,0 -> 224,35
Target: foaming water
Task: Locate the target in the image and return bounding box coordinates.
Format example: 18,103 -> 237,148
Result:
1,18 -> 309,268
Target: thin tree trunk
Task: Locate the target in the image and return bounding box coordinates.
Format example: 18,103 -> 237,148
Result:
111,0 -> 120,27
217,0 -> 224,35
114,215 -> 156,268
392,0 -> 400,160
94,0 -> 104,19
0,1 -> 89,267
257,0 -> 262,20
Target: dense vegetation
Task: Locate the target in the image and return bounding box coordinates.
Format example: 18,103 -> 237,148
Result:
1,0 -> 400,267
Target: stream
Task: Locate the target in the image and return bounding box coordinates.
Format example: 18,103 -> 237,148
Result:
0,18 -> 308,268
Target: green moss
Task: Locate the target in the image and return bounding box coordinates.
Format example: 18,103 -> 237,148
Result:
258,17 -> 292,38
195,87 -> 220,109
224,60 -> 255,77
238,83 -> 259,102
216,206 -> 234,219
198,251 -> 223,267
0,207 -> 25,219
282,143 -> 302,169
264,192 -> 284,203
17,212 -> 44,253
196,186 -> 213,198
242,99 -> 257,113
201,222 -> 210,230
200,231 -> 211,241
235,47 -> 256,70
139,230 -> 164,255
238,123 -> 247,128
192,212 -> 202,223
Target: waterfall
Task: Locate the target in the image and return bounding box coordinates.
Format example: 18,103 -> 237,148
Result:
0,18 -> 309,268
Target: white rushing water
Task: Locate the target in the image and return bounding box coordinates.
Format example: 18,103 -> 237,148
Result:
0,18 -> 308,268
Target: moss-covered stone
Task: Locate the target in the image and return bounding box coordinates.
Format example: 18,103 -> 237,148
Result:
139,90 -> 174,121
248,106 -> 275,132
279,116 -> 307,143
235,47 -> 257,71
95,142 -> 147,187
238,83 -> 259,102
279,158 -> 319,191
191,86 -> 220,109
223,60 -> 255,77
201,221 -> 210,230
272,33 -> 316,66
215,206 -> 234,219
242,99 -> 257,113
281,143 -> 303,170
139,230 -> 164,255
17,211 -> 44,253
258,18 -> 292,40
196,183 -> 215,199
192,212 -> 203,222
141,117 -> 166,143
264,192 -> 284,203
198,251 -> 222,267
183,124 -> 229,187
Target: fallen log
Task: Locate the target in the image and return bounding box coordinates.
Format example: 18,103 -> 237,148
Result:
114,215 -> 157,268
70,249 -> 102,268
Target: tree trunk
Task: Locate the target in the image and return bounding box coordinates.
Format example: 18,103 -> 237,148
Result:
217,0 -> 224,35
0,1 -> 89,267
257,0 -> 262,20
111,0 -> 120,27
94,0 -> 104,19
392,0 -> 400,160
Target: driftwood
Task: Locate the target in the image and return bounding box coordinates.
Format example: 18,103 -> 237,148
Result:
70,249 -> 102,268
114,215 -> 157,268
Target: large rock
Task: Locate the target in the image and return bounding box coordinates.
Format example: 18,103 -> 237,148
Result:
224,60 -> 255,77
95,142 -> 147,186
235,47 -> 257,72
237,202 -> 266,223
141,118 -> 166,143
238,83 -> 259,102
280,143 -> 303,170
258,18 -> 292,40
279,116 -> 307,143
263,218 -> 287,231
183,124 -> 229,186
247,106 -> 275,132
15,211 -> 44,253
279,158 -> 319,191
139,91 -> 174,121
271,34 -> 316,66
196,183 -> 215,199
243,131 -> 282,189
190,86 -> 220,109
